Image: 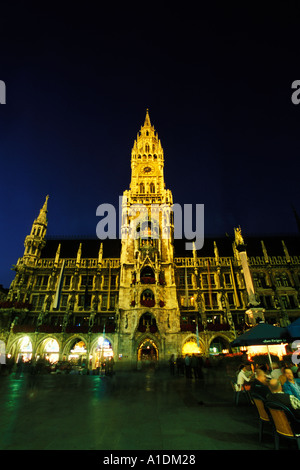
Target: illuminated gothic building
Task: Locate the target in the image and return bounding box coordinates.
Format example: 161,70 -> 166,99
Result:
1,110 -> 300,368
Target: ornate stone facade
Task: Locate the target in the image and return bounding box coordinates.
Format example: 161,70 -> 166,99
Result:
1,111 -> 300,369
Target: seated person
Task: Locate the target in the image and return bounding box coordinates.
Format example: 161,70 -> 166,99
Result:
236,363 -> 254,391
282,368 -> 300,400
250,369 -> 270,399
278,374 -> 287,386
256,363 -> 271,379
267,379 -> 300,428
270,362 -> 282,380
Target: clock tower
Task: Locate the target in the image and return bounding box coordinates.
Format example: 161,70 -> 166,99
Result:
125,108 -> 172,206
118,110 -> 181,367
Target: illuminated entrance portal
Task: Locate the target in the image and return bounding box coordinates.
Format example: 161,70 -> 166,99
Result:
138,339 -> 158,364
182,339 -> 201,356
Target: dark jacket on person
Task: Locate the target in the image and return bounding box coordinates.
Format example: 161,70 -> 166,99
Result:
250,379 -> 270,399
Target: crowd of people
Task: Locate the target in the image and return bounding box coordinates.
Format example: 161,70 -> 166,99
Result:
235,359 -> 300,423
169,353 -> 209,379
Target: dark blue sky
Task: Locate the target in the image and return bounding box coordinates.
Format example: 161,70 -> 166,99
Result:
1,2 -> 300,287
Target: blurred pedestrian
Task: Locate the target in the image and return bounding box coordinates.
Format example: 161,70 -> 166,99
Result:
185,354 -> 192,378
169,354 -> 175,376
176,355 -> 184,376
16,355 -> 23,378
191,354 -> 198,379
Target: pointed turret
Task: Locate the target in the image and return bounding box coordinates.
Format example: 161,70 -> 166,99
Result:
261,240 -> 269,264
282,240 -> 291,263
76,243 -> 82,268
23,196 -> 49,264
54,243 -> 61,266
36,195 -> 49,225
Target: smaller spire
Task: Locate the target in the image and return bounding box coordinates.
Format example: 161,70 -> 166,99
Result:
36,195 -> 49,225
76,243 -> 82,266
144,108 -> 151,127
54,243 -> 61,265
282,240 -> 291,263
214,241 -> 220,265
98,242 -> 103,265
261,240 -> 269,264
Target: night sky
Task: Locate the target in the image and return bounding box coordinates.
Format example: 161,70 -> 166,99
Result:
1,2 -> 300,288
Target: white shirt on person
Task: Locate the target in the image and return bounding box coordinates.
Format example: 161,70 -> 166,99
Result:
270,368 -> 282,380
236,369 -> 252,391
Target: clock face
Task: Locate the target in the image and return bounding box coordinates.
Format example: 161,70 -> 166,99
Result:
143,166 -> 152,173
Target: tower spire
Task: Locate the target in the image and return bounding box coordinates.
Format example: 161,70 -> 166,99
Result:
144,108 -> 151,127
36,194 -> 49,225
128,110 -> 171,206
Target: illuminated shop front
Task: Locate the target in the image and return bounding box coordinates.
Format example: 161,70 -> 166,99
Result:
92,336 -> 114,369
43,338 -> 59,363
245,343 -> 288,361
17,336 -> 32,362
68,339 -> 87,364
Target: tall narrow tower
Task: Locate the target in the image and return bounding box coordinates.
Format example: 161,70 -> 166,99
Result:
118,111 -> 180,366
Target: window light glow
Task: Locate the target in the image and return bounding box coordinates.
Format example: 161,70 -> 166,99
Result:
245,343 -> 288,361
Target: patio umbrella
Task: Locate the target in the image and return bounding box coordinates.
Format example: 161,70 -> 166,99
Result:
230,322 -> 290,369
287,317 -> 300,340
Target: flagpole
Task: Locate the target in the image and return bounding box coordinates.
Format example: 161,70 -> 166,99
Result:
196,321 -> 200,350
184,262 -> 189,307
100,323 -> 106,377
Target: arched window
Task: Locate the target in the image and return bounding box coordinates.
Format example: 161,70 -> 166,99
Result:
141,289 -> 155,307
140,183 -> 145,193
141,266 -> 155,284
150,182 -> 155,193
145,144 -> 150,153
138,312 -> 157,333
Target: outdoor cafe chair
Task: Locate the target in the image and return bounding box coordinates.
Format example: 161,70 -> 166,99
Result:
231,380 -> 251,406
250,392 -> 272,443
265,401 -> 300,450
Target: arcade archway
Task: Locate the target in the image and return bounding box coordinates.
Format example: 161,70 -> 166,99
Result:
209,336 -> 231,355
42,338 -> 60,363
17,336 -> 33,362
68,338 -> 87,365
182,337 -> 202,356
